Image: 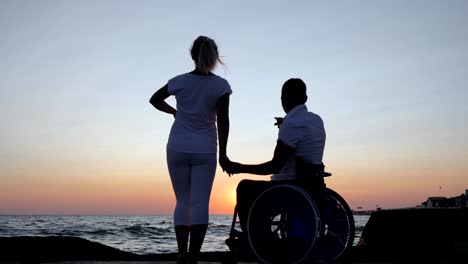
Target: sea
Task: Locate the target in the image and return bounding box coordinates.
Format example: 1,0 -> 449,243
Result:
0,215 -> 369,255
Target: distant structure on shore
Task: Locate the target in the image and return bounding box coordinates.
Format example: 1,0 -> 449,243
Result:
352,189 -> 467,214
352,209 -> 375,215
419,189 -> 468,208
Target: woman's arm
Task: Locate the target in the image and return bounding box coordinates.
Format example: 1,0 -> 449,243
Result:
149,84 -> 176,118
216,93 -> 230,156
216,93 -> 230,169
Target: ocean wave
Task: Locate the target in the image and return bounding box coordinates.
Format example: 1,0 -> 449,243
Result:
123,224 -> 172,236
37,229 -> 56,235
84,229 -> 117,236
57,230 -> 82,236
210,224 -> 230,228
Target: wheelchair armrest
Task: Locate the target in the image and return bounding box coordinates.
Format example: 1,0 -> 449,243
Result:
296,158 -> 331,178
312,171 -> 332,177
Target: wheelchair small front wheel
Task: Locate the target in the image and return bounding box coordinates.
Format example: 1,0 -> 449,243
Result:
247,184 -> 321,264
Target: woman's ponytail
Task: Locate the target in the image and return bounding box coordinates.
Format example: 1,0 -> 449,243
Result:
191,36 -> 223,74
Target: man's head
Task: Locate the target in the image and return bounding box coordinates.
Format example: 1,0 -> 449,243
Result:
281,78 -> 308,113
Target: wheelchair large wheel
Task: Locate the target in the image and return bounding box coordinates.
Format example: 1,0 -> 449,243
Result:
315,188 -> 355,263
247,184 -> 321,264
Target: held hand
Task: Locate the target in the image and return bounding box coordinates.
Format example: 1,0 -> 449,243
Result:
219,155 -> 243,177
274,117 -> 284,128
225,161 -> 243,175
219,154 -> 231,176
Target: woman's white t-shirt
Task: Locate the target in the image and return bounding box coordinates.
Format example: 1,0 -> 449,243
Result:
166,73 -> 232,154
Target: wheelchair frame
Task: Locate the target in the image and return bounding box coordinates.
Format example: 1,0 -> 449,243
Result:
226,177 -> 355,264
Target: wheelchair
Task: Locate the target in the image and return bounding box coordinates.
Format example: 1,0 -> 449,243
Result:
225,167 -> 355,264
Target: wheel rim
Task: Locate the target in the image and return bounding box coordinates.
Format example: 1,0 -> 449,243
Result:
247,185 -> 321,264
315,189 -> 355,263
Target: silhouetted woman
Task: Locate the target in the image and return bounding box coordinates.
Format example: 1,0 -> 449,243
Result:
149,36 -> 231,264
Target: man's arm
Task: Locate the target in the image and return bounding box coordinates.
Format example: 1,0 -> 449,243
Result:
229,140 -> 294,175
149,84 -> 176,117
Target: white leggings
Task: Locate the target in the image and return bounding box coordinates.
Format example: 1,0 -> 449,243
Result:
167,148 -> 217,226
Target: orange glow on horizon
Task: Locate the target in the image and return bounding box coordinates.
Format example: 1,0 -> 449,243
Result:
1,153 -> 467,215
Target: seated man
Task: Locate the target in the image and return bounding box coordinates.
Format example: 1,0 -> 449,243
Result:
226,78 -> 327,231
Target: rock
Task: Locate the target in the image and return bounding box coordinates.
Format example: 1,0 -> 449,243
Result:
0,236 -> 139,262
357,208 -> 468,263
0,236 -> 232,262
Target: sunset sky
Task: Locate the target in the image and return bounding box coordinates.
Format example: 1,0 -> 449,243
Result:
1,0 -> 467,215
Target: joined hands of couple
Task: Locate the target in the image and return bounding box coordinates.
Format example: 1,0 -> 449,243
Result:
219,154 -> 241,177
218,117 -> 285,177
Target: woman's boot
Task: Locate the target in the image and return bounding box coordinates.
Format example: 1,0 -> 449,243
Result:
188,224 -> 208,264
175,225 -> 190,264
